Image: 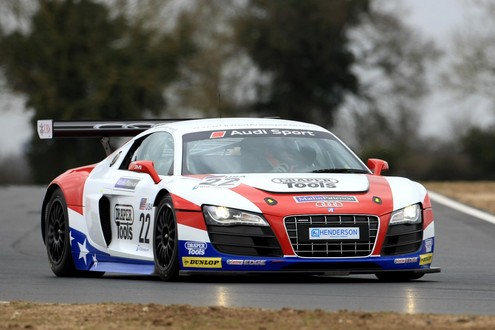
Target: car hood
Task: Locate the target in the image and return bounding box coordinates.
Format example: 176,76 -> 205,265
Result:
166,173 -> 428,216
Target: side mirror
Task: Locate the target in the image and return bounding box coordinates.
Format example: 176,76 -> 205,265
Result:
367,158 -> 389,176
129,160 -> 161,184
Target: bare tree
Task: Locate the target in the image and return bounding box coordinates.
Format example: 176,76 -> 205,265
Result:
442,1 -> 495,110
337,1 -> 439,157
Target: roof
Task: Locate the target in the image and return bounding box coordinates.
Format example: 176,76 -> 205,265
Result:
153,117 -> 327,134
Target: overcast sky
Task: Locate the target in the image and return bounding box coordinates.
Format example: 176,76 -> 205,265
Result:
0,0 -> 491,156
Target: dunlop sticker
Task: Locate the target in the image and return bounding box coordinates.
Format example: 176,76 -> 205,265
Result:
182,257 -> 222,268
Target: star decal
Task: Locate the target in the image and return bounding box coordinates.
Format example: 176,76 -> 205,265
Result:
78,239 -> 89,265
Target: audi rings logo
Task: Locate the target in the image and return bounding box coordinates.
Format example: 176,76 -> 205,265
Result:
315,201 -> 343,208
271,177 -> 339,189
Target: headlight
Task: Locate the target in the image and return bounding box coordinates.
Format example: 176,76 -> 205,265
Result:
203,205 -> 268,226
389,204 -> 422,225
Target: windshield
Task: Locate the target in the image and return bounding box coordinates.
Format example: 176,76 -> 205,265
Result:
182,129 -> 368,175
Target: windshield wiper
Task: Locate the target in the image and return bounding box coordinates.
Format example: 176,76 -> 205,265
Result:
311,168 -> 369,174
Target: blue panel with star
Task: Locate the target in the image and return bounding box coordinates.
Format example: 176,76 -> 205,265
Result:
70,228 -> 154,275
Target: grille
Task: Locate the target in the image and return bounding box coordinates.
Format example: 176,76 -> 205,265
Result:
207,224 -> 283,257
381,223 -> 423,256
284,215 -> 379,257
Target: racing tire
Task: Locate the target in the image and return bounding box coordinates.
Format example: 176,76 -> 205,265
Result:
45,189 -> 105,278
375,272 -> 425,282
153,195 -> 179,281
45,188 -> 77,277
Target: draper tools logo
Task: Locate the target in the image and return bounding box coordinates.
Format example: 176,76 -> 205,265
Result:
185,241 -> 207,255
272,177 -> 338,189
114,204 -> 134,240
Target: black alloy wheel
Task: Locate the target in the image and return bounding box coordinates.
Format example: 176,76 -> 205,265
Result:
153,195 -> 179,281
45,188 -> 77,276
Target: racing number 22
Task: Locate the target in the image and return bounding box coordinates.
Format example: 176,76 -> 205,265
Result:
139,213 -> 150,244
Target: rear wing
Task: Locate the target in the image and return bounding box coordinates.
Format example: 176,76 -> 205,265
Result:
37,119 -> 195,155
36,119 -> 196,139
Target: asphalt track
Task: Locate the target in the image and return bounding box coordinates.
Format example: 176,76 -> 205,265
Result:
1,186 -> 494,315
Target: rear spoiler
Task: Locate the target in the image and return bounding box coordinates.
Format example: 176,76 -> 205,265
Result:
37,119 -> 196,155
36,119 -> 199,139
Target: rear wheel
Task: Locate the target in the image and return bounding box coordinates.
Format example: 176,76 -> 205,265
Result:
45,188 -> 105,278
153,195 -> 179,281
375,272 -> 425,282
45,188 -> 77,277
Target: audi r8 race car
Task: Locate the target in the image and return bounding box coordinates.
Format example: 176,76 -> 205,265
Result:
38,117 -> 440,281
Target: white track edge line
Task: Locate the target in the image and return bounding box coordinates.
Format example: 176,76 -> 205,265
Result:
428,191 -> 495,225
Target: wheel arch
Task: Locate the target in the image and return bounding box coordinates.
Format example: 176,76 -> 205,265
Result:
153,189 -> 171,208
41,165 -> 93,244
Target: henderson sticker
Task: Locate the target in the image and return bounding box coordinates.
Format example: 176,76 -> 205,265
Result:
182,257 -> 222,268
272,178 -> 338,189
309,227 -> 360,240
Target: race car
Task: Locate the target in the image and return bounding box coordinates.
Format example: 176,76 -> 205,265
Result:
37,117 -> 440,281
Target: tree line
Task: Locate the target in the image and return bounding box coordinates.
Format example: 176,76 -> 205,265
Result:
0,0 -> 493,183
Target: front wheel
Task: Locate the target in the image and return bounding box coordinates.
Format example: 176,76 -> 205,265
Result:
153,195 -> 179,281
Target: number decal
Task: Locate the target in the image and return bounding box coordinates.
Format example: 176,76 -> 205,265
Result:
199,176 -> 242,187
218,177 -> 240,186
201,178 -> 220,186
138,213 -> 151,244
